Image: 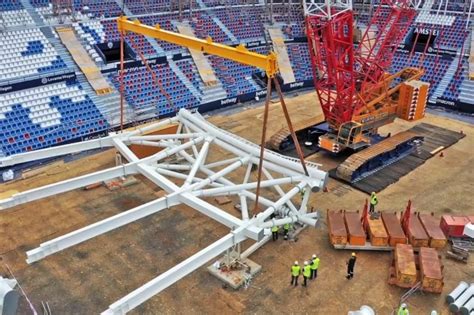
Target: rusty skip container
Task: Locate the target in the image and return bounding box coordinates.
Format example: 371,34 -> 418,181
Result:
394,243 -> 418,287
407,213 -> 429,247
382,212 -> 407,247
367,217 -> 389,246
328,210 -> 347,245
419,213 -> 447,249
419,247 -> 444,293
344,211 -> 366,246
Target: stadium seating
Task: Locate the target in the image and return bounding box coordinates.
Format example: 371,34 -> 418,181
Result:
391,51 -> 453,95
77,20 -> 157,56
176,59 -> 205,94
287,44 -> 313,81
433,17 -> 470,50
202,0 -> 258,7
124,0 -> 196,15
441,58 -> 467,101
0,81 -> 108,156
208,55 -> 261,97
0,29 -> 67,81
108,63 -> 200,116
0,1 -> 35,28
213,7 -> 264,41
190,11 -> 231,43
140,14 -> 184,52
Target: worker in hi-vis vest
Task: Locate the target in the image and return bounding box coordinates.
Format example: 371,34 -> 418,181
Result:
290,261 -> 301,286
310,254 -> 320,279
397,303 -> 409,315
302,261 -> 311,287
271,225 -> 279,241
370,192 -> 378,214
283,223 -> 290,240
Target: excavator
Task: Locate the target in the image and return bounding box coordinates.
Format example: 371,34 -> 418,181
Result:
269,0 -> 429,183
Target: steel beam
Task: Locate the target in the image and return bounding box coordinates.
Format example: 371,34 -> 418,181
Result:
184,139 -> 212,186
102,230 -> 247,315
113,138 -> 139,163
26,196 -> 180,263
0,165 -> 135,211
0,137 -> 114,167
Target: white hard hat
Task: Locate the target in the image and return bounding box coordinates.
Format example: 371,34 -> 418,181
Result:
294,261 -> 298,265
312,254 -> 316,258
304,261 -> 308,265
401,303 -> 407,308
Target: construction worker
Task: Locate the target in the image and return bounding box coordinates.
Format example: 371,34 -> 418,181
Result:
299,188 -> 306,199
370,192 -> 378,215
346,252 -> 357,279
290,261 -> 301,286
310,254 -> 320,279
283,223 -> 290,240
271,225 -> 279,241
397,303 -> 409,315
302,261 -> 311,287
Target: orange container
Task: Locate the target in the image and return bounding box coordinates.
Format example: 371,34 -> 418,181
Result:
327,210 -> 347,245
367,217 -> 389,246
382,212 -> 407,247
344,211 -> 366,246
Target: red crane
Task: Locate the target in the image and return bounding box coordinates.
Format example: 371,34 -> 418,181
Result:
283,0 -> 428,183
306,0 -> 417,129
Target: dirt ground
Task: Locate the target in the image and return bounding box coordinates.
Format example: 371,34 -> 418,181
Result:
1,90 -> 473,315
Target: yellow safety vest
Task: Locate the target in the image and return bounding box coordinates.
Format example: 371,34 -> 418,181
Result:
291,265 -> 301,276
284,223 -> 290,230
303,265 -> 311,277
397,307 -> 408,315
370,193 -> 378,205
311,257 -> 320,270
271,225 -> 279,232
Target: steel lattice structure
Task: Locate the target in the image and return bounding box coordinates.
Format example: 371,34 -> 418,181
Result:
305,0 -> 417,129
0,109 -> 327,314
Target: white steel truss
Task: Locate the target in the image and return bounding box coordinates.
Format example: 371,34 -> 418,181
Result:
0,109 -> 328,315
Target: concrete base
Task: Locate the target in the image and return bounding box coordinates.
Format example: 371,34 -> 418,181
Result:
207,258 -> 262,289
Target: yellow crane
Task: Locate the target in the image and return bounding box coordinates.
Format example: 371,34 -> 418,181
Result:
115,16 -> 308,212
116,16 -> 279,77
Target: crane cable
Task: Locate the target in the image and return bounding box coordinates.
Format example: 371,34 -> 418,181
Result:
126,33 -> 177,113
253,77 -> 309,214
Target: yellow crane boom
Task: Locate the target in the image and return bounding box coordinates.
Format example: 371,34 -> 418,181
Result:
116,16 -> 279,77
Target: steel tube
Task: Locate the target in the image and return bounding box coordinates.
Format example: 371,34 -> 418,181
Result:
184,139 -> 212,186
195,177 -> 300,197
127,133 -> 200,141
450,286 -> 474,313
128,116 -> 179,136
447,281 -> 469,303
178,110 -> 327,184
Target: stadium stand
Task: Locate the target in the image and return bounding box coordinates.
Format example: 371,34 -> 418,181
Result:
108,62 -> 200,118
0,0 -> 472,158
287,44 -> 313,82
0,28 -> 67,81
213,7 -> 265,41
0,80 -> 107,156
